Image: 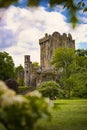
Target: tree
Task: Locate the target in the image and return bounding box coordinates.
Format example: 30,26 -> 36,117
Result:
15,64 -> 24,76
0,0 -> 87,27
52,48 -> 87,98
15,64 -> 24,86
72,49 -> 87,97
72,70 -> 87,98
37,80 -> 61,99
32,62 -> 39,68
52,48 -> 76,98
5,78 -> 19,93
0,51 -> 15,81
76,49 -> 87,57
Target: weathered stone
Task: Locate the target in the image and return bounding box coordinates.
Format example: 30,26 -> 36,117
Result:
24,55 -> 31,86
24,31 -> 75,88
39,32 -> 75,71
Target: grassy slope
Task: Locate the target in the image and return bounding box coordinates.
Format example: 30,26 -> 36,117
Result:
37,99 -> 87,130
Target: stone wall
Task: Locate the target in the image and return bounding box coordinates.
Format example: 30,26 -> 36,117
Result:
39,32 -> 75,71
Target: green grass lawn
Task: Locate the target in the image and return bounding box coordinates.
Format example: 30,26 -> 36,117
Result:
36,99 -> 87,130
0,99 -> 87,130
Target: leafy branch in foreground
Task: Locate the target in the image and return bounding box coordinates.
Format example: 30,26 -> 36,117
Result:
0,81 -> 52,130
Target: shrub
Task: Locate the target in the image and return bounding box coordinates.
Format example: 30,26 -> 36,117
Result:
0,81 -> 52,130
5,78 -> 19,93
18,86 -> 31,94
37,80 -> 61,99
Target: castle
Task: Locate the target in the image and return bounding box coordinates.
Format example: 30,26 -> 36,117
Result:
24,32 -> 75,88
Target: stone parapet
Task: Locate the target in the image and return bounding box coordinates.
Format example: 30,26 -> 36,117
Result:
39,33 -> 50,45
39,31 -> 75,71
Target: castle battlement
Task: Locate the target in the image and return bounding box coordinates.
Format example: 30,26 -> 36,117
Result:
39,32 -> 73,45
39,33 -> 50,45
39,31 -> 75,71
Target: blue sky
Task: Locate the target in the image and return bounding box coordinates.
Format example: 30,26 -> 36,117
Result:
0,0 -> 87,66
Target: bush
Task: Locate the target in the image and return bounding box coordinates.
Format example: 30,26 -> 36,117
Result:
72,85 -> 87,98
37,80 -> 61,99
5,78 -> 19,93
0,81 -> 52,130
18,86 -> 31,94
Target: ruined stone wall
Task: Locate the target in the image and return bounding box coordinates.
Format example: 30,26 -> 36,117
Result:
17,70 -> 24,85
39,32 -> 75,71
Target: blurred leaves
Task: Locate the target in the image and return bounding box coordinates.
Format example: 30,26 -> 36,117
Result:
27,0 -> 40,7
0,81 -> 52,130
0,0 -> 18,8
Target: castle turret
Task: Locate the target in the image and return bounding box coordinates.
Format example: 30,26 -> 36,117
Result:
24,55 -> 31,86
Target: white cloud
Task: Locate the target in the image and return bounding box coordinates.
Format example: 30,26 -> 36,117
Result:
0,6 -> 87,66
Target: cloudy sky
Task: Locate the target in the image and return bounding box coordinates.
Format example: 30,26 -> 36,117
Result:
0,0 -> 87,66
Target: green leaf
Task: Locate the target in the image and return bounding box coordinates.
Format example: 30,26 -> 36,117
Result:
50,0 -> 66,7
83,7 -> 87,12
0,0 -> 18,8
82,2 -> 85,8
70,15 -> 78,28
27,0 -> 40,7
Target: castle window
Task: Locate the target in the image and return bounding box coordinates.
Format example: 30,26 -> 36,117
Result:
25,64 -> 28,68
26,58 -> 28,62
26,71 -> 28,73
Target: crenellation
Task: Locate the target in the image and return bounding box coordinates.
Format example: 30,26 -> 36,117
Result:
62,33 -> 67,37
68,33 -> 72,39
39,34 -> 50,45
39,31 -> 75,71
52,32 -> 60,37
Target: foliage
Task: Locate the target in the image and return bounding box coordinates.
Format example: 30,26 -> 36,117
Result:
52,48 -> 75,69
18,86 -> 31,94
15,64 -> 24,86
52,48 -> 87,98
0,81 -> 52,130
5,78 -> 19,93
0,52 -> 15,81
38,80 -> 61,99
0,0 -> 87,27
32,62 -> 39,68
72,49 -> 87,97
52,48 -> 76,98
15,64 -> 24,77
76,49 -> 87,57
0,0 -> 18,7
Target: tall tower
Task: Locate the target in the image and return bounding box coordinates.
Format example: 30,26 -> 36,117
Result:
39,32 -> 75,71
24,55 -> 31,86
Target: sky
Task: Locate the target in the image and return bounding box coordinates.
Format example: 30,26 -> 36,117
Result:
0,0 -> 87,67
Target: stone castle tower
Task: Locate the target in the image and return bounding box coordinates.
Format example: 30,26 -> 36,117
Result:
24,55 -> 32,86
24,32 -> 75,87
39,32 -> 75,71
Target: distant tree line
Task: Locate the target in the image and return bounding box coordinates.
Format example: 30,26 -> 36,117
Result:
0,51 -> 24,84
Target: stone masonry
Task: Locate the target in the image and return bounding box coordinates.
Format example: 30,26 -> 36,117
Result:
39,32 -> 75,71
24,32 -> 75,87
